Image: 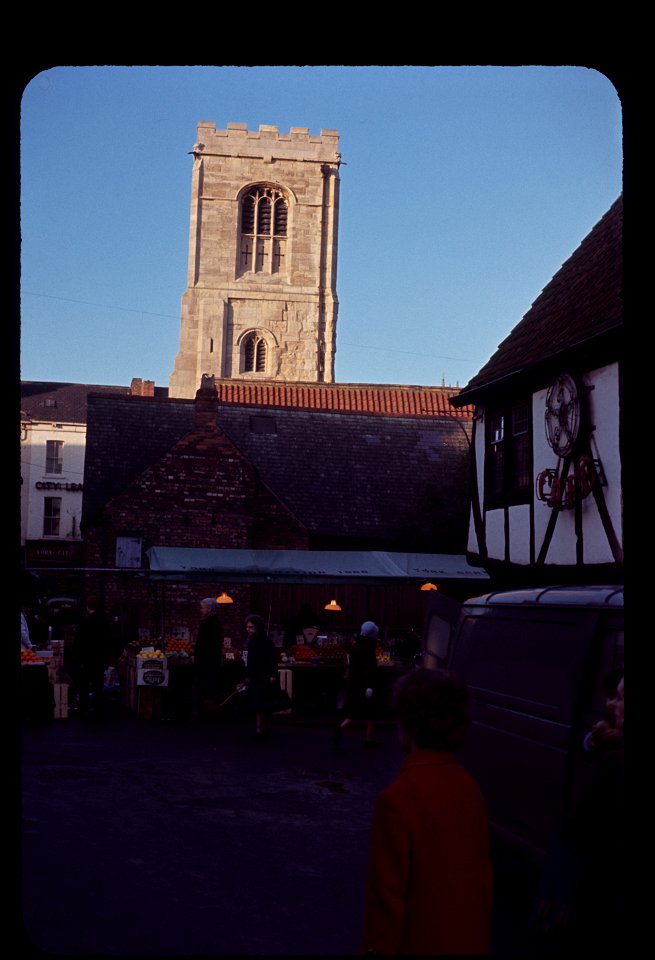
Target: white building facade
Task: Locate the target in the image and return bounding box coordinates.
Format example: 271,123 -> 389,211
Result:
451,197 -> 623,585
21,419 -> 85,564
20,381 -> 148,568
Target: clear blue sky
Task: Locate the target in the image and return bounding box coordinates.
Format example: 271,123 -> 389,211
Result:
19,65 -> 623,389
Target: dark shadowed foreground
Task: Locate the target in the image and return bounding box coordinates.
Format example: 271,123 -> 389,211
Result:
20,704 -> 536,956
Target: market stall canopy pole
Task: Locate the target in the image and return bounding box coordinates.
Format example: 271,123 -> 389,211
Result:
145,548 -> 489,586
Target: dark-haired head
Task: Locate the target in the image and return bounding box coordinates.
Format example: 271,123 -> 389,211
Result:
392,668 -> 470,753
245,613 -> 266,634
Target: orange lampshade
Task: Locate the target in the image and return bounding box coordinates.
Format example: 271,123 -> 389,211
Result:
324,599 -> 342,611
216,592 -> 234,604
420,582 -> 438,591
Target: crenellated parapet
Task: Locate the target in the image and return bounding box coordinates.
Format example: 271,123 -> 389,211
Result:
193,121 -> 340,163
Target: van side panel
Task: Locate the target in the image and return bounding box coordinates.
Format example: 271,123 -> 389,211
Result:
448,608 -> 599,863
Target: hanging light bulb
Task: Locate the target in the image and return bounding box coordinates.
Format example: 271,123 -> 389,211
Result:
216,592 -> 234,604
420,582 -> 438,592
324,599 -> 342,611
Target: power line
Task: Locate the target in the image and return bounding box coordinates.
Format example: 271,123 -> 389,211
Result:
340,341 -> 470,363
22,291 -> 179,321
23,291 -> 478,366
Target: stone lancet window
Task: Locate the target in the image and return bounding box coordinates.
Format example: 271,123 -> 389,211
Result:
239,185 -> 288,275
242,333 -> 267,374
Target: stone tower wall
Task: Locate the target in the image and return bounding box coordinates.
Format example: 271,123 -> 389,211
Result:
169,122 -> 341,398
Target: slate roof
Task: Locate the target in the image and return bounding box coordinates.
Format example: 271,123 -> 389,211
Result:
83,393 -> 471,550
217,406 -> 469,543
452,195 -> 623,404
20,381 -> 168,423
21,380 -> 471,424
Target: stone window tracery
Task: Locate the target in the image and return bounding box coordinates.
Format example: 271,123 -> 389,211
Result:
239,185 -> 288,276
242,333 -> 268,374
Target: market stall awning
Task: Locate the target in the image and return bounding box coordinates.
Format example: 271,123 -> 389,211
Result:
146,547 -> 489,585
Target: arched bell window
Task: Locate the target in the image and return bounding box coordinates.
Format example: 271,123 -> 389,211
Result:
239,185 -> 288,276
242,333 -> 268,374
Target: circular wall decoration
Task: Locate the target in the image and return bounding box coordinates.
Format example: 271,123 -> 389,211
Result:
545,373 -> 580,457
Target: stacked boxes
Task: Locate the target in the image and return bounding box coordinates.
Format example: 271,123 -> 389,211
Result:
136,656 -> 169,687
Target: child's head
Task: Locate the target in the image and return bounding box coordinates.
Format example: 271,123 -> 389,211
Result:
393,668 -> 469,753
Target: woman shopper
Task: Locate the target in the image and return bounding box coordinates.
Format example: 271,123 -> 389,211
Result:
192,597 -> 224,721
243,614 -> 279,739
336,620 -> 381,747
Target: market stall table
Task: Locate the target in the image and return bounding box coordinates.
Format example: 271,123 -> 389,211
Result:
21,662 -> 55,723
161,659 -> 195,720
284,659 -> 402,719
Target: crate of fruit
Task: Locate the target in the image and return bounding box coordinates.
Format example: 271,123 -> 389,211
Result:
164,637 -> 194,660
21,649 -> 46,666
136,649 -> 169,686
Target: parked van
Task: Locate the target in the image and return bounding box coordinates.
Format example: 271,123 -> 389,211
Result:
422,585 -> 624,867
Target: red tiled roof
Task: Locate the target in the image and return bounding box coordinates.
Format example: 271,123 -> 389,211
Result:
21,380 -> 473,422
214,380 -> 473,419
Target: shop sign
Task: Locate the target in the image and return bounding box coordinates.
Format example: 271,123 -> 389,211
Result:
25,541 -> 83,563
35,482 -> 83,491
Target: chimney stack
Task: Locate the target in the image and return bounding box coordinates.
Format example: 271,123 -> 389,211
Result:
194,374 -> 219,431
130,378 -> 155,397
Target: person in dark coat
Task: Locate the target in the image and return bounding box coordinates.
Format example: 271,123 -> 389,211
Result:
192,598 -> 224,719
532,675 -> 624,954
243,613 -> 279,738
336,620 -> 380,746
360,668 -> 493,955
70,597 -> 113,717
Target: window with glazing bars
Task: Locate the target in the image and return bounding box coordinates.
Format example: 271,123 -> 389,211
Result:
239,185 -> 288,275
46,439 -> 64,474
485,399 -> 531,506
43,497 -> 61,536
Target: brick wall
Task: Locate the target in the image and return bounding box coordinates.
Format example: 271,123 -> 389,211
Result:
83,390 -> 308,638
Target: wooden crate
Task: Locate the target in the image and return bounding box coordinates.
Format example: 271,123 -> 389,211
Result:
136,685 -> 162,720
53,683 -> 69,719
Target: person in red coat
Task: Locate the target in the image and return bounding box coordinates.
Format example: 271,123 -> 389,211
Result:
361,668 -> 492,956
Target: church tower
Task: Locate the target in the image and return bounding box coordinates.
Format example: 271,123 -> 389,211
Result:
169,121 -> 341,398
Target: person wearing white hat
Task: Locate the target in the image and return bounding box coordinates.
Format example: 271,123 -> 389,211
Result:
335,620 -> 381,747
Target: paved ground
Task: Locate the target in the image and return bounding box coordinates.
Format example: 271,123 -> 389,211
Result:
20,701 -> 537,956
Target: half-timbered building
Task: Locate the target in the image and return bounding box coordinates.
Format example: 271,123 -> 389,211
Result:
450,195 -> 623,585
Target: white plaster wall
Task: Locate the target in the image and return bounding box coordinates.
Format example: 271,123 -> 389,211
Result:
507,504 -> 532,564
20,422 -> 33,544
484,509 -> 505,557
22,423 -> 86,543
584,364 -> 622,562
466,503 -> 478,554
